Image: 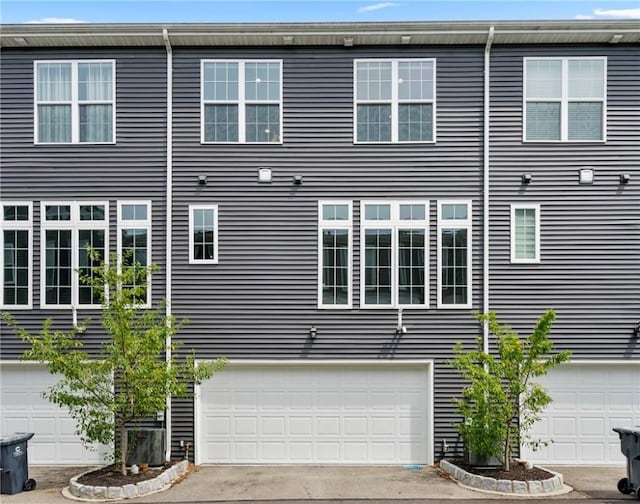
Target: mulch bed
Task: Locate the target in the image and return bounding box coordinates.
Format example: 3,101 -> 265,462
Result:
450,459 -> 555,481
77,462 -> 175,487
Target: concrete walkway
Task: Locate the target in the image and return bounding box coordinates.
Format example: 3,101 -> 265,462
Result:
2,464 -> 628,503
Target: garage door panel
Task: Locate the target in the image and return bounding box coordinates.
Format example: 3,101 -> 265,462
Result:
522,364 -> 639,465
198,363 -> 430,464
1,364 -> 108,465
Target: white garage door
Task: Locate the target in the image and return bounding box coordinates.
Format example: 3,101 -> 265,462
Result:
197,362 -> 432,464
1,364 -> 107,464
522,363 -> 640,465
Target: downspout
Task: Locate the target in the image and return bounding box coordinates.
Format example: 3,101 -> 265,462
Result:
163,28 -> 173,463
483,26 -> 494,354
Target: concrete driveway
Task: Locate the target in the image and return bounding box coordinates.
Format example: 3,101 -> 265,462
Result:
2,464 -> 630,503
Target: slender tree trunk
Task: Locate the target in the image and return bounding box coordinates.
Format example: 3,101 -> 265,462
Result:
120,424 -> 127,476
504,429 -> 511,471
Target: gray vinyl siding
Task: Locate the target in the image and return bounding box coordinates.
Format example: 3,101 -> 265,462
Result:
0,48 -> 167,357
489,45 -> 640,358
170,45 -> 486,459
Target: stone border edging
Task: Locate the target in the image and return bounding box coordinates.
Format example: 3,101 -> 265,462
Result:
62,460 -> 189,501
440,459 -> 572,496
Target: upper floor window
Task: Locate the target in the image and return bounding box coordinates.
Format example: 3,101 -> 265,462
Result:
361,201 -> 429,308
318,201 -> 352,309
524,57 -> 606,142
201,60 -> 282,143
117,201 -> 151,307
189,204 -> 219,264
1,202 -> 32,309
41,201 -> 108,308
511,204 -> 540,263
354,59 -> 435,143
35,61 -> 115,144
437,200 -> 471,309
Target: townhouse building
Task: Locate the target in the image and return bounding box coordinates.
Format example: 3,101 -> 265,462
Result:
1,21 -> 638,467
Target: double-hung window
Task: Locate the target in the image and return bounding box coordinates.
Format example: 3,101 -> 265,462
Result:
355,59 -> 435,143
201,60 -> 282,143
41,202 -> 108,308
189,204 -> 219,264
117,201 -> 151,307
318,201 -> 352,308
524,57 -> 606,142
361,201 -> 429,308
511,204 -> 540,263
437,200 -> 471,309
35,60 -> 115,144
1,202 -> 32,309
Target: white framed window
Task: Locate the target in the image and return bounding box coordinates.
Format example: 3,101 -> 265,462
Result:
437,200 -> 472,309
117,201 -> 152,307
318,201 -> 353,309
524,57 -> 606,142
1,202 -> 33,309
189,204 -> 219,264
360,200 -> 429,308
41,201 -> 109,309
201,60 -> 283,144
34,60 -> 116,144
354,59 -> 436,143
510,204 -> 540,263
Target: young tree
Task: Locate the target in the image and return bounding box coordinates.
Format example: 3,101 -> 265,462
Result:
451,309 -> 571,471
2,251 -> 227,475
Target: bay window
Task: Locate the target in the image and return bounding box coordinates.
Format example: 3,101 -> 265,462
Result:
361,201 -> 429,308
318,201 -> 352,308
1,202 -> 32,308
41,201 -> 108,308
437,200 -> 472,308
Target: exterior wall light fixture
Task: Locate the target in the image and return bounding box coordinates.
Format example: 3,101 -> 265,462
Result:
521,173 -> 532,185
293,175 -> 303,185
634,322 -> 640,339
309,326 -> 317,339
197,175 -> 207,185
620,173 -> 631,184
579,168 -> 594,185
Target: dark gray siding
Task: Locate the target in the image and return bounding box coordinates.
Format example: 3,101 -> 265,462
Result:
0,48 -> 167,356
170,45 -> 486,459
489,45 -> 640,357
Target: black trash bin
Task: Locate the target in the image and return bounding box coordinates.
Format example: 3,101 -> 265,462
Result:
613,426 -> 640,499
0,433 -> 36,495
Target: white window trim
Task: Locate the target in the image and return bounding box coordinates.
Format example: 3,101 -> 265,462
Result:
117,200 -> 152,308
200,59 -> 283,144
353,58 -> 437,144
318,200 -> 353,309
40,201 -> 109,309
0,201 -> 33,310
360,200 -> 429,309
437,199 -> 472,309
510,203 -> 541,264
189,204 -> 219,265
523,56 -> 607,143
34,60 -> 116,145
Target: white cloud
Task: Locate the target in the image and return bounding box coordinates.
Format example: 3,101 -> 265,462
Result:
594,8 -> 640,18
357,2 -> 399,14
25,17 -> 86,24
574,14 -> 595,20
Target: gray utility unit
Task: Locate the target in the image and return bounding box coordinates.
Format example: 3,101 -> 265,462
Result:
0,21 -> 639,467
614,427 -> 640,498
0,433 -> 36,495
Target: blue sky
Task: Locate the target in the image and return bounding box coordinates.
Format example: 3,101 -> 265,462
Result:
2,0 -> 639,24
